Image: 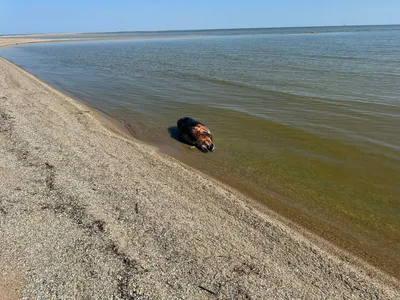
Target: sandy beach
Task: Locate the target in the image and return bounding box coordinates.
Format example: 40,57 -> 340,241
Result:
0,46 -> 399,299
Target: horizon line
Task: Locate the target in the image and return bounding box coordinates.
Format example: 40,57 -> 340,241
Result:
1,23 -> 399,37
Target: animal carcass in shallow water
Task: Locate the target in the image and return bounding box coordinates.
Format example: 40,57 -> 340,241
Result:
177,117 -> 215,152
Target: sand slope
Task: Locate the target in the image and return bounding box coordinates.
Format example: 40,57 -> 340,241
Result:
0,57 -> 398,299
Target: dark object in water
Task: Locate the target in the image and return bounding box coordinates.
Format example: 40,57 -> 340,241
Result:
177,117 -> 215,153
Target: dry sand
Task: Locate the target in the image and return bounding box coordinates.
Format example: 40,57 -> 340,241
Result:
0,53 -> 399,299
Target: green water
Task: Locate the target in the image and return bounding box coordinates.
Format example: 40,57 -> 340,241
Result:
1,25 -> 399,277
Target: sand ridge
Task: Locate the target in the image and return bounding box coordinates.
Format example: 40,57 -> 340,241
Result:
0,55 -> 399,299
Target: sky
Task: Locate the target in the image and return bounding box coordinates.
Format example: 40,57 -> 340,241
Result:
1,0 -> 399,34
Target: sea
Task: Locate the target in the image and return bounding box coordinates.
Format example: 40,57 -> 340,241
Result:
1,25 -> 399,276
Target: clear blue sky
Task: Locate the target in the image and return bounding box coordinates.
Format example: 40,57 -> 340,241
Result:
1,0 -> 399,34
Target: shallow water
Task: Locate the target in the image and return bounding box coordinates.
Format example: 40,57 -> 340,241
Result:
1,25 -> 399,276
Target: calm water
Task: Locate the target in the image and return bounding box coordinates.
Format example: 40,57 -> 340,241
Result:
1,26 -> 399,276
2,24 -> 399,39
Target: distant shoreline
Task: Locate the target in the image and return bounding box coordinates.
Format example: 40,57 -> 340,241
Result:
1,23 -> 399,37
0,35 -> 205,48
2,24 -> 400,49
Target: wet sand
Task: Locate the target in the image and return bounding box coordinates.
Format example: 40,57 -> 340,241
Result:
0,44 -> 399,298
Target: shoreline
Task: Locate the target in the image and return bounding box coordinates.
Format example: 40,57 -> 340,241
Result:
0,34 -> 205,48
1,42 -> 399,297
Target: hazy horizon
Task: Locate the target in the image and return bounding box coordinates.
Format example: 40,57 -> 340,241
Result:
1,23 -> 399,36
1,0 -> 399,35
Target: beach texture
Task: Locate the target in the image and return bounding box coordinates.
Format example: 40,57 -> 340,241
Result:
0,56 -> 399,299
